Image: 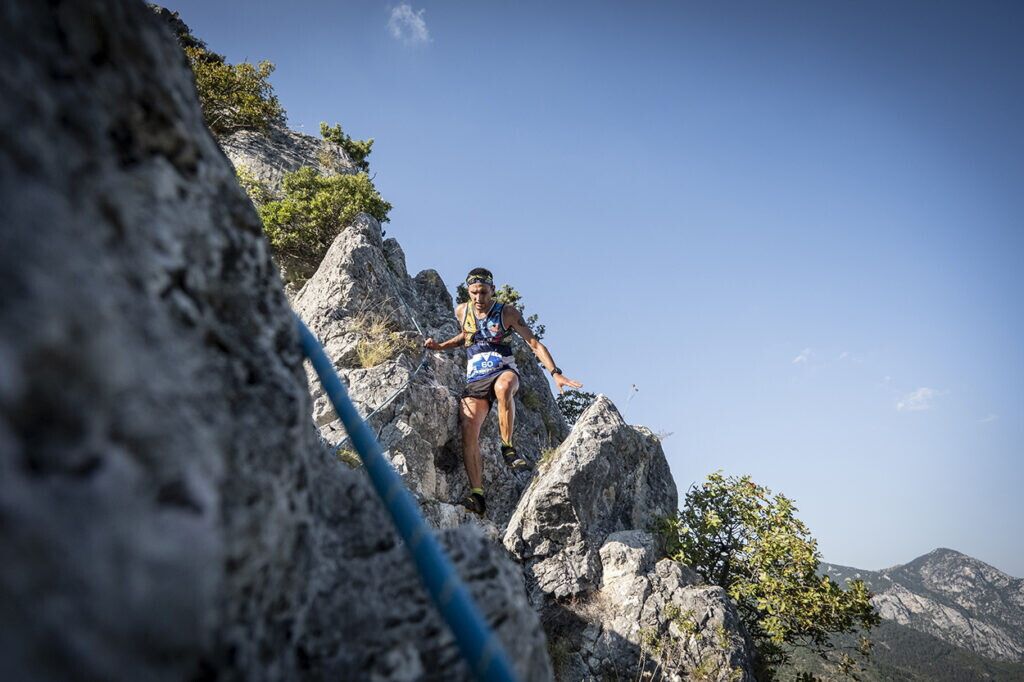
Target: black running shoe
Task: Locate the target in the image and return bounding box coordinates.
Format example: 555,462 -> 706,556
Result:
461,492 -> 486,516
501,444 -> 531,471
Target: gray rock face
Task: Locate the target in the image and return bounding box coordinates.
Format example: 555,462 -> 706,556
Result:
825,548 -> 1024,663
220,123 -> 359,195
0,2 -> 549,680
502,399 -> 755,680
291,211 -> 568,526
504,396 -> 679,601
558,531 -> 752,682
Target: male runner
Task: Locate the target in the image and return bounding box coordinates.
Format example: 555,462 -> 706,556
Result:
423,268 -> 582,515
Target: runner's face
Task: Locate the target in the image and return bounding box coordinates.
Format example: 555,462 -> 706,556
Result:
468,283 -> 494,309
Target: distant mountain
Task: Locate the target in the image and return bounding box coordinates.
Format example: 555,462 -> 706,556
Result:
781,620 -> 1024,681
778,548 -> 1024,681
824,548 -> 1024,663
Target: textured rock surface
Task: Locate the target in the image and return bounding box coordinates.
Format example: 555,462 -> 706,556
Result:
220,123 -> 359,194
502,399 -> 755,679
504,396 -> 678,601
0,2 -> 549,680
824,548 -> 1024,663
291,212 -> 568,526
547,531 -> 753,681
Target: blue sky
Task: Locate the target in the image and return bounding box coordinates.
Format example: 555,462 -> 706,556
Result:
164,1 -> 1024,576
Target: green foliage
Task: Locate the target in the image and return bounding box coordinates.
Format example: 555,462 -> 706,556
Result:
234,165 -> 273,205
156,7 -> 285,136
557,390 -> 597,425
336,447 -> 361,469
258,166 -> 391,285
320,122 -> 374,172
183,46 -> 285,136
494,284 -> 546,339
663,472 -> 880,680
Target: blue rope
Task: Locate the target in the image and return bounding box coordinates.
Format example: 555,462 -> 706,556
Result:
295,315 -> 519,682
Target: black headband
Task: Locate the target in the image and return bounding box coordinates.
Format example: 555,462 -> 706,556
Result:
465,275 -> 494,286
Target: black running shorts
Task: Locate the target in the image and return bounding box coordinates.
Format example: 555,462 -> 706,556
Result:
462,368 -> 519,408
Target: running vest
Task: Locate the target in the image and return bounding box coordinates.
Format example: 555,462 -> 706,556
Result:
463,302 -> 518,382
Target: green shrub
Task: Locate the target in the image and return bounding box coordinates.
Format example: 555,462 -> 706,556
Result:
320,122 -> 374,172
155,7 -> 286,136
234,165 -> 273,205
258,167 -> 392,285
557,390 -> 597,425
662,472 -> 880,680
185,47 -> 285,136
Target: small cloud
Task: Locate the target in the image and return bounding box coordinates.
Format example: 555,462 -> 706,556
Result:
979,413 -> 999,424
896,387 -> 945,412
792,348 -> 811,365
838,351 -> 849,360
388,4 -> 430,46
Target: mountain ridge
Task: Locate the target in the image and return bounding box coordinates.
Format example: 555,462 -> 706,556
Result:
822,547 -> 1024,664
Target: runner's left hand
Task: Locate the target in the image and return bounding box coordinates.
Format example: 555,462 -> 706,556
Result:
554,374 -> 583,393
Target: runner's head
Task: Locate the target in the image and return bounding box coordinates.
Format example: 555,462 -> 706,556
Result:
465,267 -> 495,307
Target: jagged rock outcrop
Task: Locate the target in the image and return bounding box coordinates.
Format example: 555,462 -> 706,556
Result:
504,398 -> 756,680
825,548 -> 1024,663
291,212 -> 568,527
504,396 -> 678,601
0,2 -> 549,680
220,123 -> 359,193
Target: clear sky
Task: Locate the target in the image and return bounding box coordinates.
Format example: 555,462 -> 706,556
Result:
163,0 -> 1024,576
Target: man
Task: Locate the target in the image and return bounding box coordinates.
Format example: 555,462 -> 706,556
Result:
423,268 -> 582,515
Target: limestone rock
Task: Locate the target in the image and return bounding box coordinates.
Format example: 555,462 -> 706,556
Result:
501,399 -> 756,680
291,212 -> 568,525
0,2 -> 551,679
503,396 -> 678,601
220,123 -> 359,196
546,531 -> 753,681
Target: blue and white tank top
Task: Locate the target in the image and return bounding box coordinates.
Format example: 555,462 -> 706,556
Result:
463,302 -> 518,382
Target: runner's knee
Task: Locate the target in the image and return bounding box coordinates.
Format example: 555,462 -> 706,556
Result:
495,377 -> 518,401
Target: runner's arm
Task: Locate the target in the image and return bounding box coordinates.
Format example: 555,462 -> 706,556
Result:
504,305 -> 583,393
423,303 -> 466,350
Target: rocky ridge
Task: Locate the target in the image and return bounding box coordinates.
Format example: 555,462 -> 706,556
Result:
1,2 -> 756,680
0,3 -> 548,680
824,548 -> 1024,663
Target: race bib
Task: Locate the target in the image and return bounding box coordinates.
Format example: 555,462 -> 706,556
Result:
467,351 -> 505,381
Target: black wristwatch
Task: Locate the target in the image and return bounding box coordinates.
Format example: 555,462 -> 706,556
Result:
551,366 -> 563,376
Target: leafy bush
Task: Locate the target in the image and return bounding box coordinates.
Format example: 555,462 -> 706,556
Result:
258,167 -> 392,285
185,47 -> 285,136
234,165 -> 273,205
557,390 -> 597,424
662,472 -> 880,680
320,122 -> 374,172
155,7 -> 285,136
